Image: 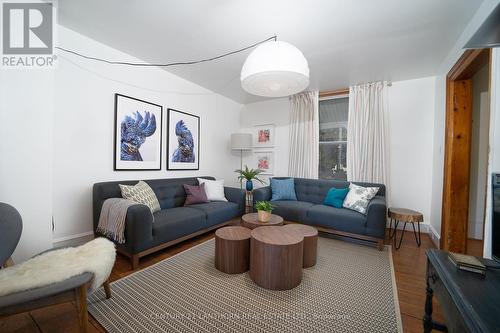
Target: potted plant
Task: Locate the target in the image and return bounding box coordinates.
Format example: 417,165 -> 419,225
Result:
255,201 -> 275,223
235,165 -> 266,191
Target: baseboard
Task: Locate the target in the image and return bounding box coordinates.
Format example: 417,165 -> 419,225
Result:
52,231 -> 95,248
428,224 -> 440,249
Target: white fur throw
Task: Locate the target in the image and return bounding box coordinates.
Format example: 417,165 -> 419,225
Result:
0,238 -> 115,297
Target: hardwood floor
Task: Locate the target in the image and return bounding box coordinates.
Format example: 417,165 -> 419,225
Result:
0,225 -> 443,333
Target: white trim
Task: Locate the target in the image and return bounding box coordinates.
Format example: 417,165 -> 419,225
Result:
52,231 -> 94,243
428,224 -> 441,249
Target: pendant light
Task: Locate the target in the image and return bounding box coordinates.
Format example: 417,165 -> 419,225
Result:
241,41 -> 309,97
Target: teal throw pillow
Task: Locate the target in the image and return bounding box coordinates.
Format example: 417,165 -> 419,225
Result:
270,178 -> 297,201
323,187 -> 349,208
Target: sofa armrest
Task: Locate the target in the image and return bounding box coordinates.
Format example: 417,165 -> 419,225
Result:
224,186 -> 246,215
365,196 -> 387,239
253,186 -> 272,203
123,204 -> 153,254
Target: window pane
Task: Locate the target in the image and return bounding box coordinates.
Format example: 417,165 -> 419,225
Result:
319,97 -> 348,180
319,97 -> 348,142
319,142 -> 347,180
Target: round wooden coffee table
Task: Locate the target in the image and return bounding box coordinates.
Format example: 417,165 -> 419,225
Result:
283,224 -> 318,268
250,226 -> 303,290
388,207 -> 424,250
215,226 -> 251,274
241,212 -> 284,230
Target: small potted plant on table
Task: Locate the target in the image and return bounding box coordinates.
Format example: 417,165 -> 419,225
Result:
235,165 -> 266,191
255,201 -> 275,223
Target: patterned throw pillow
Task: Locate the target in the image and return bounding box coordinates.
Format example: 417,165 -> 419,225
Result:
119,181 -> 161,214
342,183 -> 379,215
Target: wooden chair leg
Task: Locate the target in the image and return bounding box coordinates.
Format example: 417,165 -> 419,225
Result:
131,254 -> 139,270
377,239 -> 384,251
74,284 -> 88,333
103,279 -> 112,299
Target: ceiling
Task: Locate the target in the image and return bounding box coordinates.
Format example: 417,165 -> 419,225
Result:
58,0 -> 483,104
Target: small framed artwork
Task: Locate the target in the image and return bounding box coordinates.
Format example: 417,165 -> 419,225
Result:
254,151 -> 274,175
114,94 -> 162,171
167,108 -> 200,170
254,124 -> 275,147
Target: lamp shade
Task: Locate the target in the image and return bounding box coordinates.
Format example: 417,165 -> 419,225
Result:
231,133 -> 252,150
241,41 -> 309,97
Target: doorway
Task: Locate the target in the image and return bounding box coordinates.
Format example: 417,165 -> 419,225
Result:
441,49 -> 491,254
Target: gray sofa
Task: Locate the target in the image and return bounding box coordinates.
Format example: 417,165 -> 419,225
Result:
93,177 -> 245,269
253,177 -> 387,249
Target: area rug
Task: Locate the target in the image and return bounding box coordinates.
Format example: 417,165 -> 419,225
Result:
88,237 -> 402,333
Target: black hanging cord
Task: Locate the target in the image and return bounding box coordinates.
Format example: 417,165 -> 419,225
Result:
55,35 -> 277,67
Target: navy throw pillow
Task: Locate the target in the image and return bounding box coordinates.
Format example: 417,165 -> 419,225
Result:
270,178 -> 297,201
323,187 -> 349,208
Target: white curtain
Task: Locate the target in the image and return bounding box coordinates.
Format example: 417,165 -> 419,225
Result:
347,81 -> 389,185
288,91 -> 319,178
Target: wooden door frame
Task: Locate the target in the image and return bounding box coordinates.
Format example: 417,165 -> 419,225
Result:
441,48 -> 491,252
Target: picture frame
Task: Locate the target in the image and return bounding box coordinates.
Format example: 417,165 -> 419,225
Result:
167,108 -> 200,170
253,124 -> 275,147
114,93 -> 162,171
254,151 -> 274,175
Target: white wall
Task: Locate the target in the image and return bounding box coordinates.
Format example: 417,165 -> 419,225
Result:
239,98 -> 290,185
0,71 -> 54,262
239,77 -> 437,230
484,48 -> 500,258
429,0 -> 500,247
468,65 -> 490,239
52,26 -> 242,242
387,77 -> 436,229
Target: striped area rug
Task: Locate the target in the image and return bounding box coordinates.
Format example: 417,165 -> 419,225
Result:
88,237 -> 402,333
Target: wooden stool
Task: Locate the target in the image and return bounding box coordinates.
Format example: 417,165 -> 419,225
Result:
388,207 -> 424,250
250,226 -> 303,290
283,224 -> 318,268
215,226 -> 251,274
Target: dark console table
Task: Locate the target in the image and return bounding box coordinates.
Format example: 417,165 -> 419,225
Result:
424,249 -> 500,332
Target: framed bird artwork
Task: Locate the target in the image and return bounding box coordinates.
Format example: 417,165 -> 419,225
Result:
167,108 -> 200,170
114,94 -> 163,171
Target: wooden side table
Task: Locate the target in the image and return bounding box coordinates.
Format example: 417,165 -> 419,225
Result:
245,191 -> 253,214
215,226 -> 252,274
241,213 -> 284,229
388,207 -> 424,250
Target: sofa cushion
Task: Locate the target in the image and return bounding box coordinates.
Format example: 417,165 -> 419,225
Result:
189,202 -> 239,227
306,204 -> 366,235
152,207 -> 206,246
270,200 -> 314,222
119,181 -> 161,213
270,178 -> 297,201
323,187 -> 349,208
343,183 -> 379,214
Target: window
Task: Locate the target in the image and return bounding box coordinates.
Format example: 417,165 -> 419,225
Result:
319,96 -> 349,180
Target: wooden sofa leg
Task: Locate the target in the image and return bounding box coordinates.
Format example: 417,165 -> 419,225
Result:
103,279 -> 112,299
377,239 -> 384,251
131,254 -> 139,270
75,284 -> 89,333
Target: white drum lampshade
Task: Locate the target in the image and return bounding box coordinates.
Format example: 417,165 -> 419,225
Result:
231,133 -> 252,151
241,41 -> 309,97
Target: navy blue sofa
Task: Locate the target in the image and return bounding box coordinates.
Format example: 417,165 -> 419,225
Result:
93,177 -> 245,269
253,178 -> 387,249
